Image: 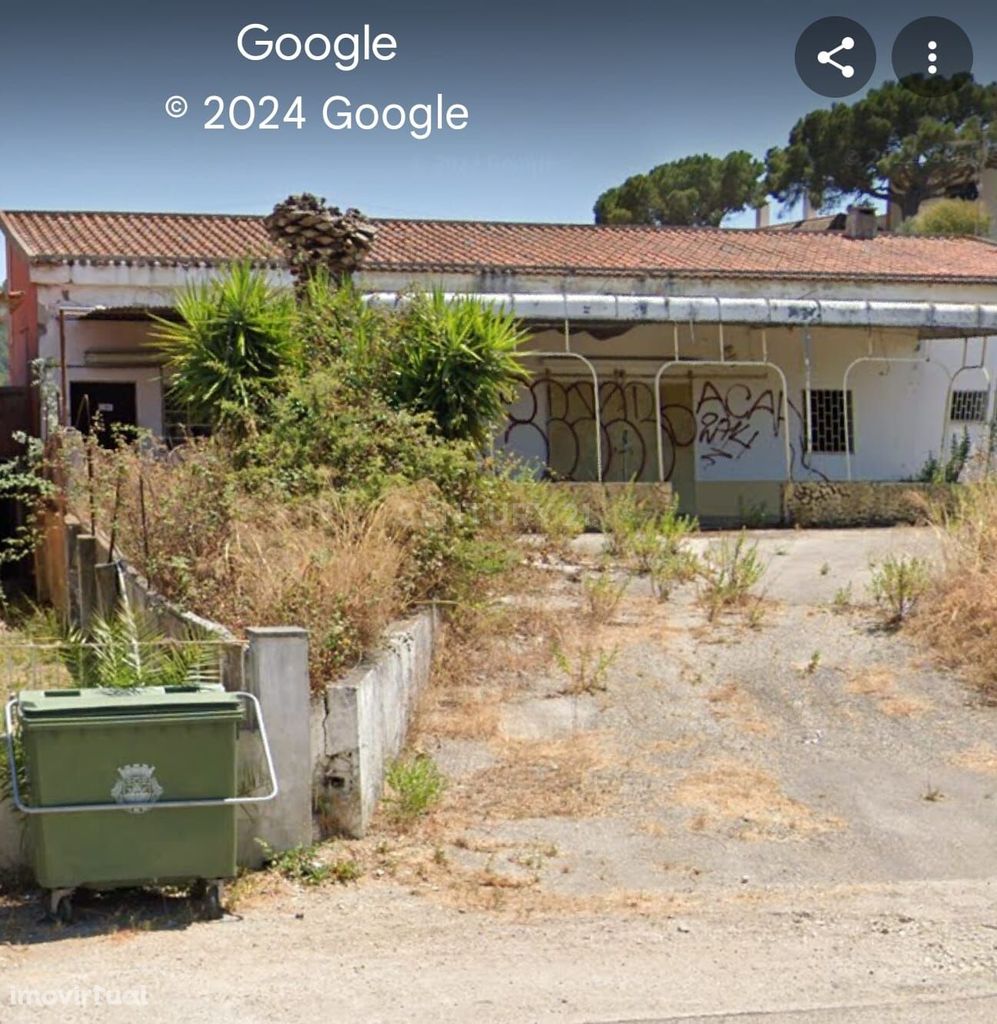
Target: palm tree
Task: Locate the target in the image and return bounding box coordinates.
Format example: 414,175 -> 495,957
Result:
264,193 -> 378,295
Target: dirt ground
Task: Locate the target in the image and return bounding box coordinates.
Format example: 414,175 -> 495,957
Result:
2,527 -> 996,1023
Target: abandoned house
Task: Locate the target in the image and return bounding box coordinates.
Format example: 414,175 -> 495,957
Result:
2,206 -> 996,522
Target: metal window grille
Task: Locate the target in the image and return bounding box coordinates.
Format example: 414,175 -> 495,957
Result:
163,392 -> 212,447
807,389 -> 854,453
950,389 -> 989,423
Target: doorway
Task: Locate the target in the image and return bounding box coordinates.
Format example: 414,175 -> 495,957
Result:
69,381 -> 138,446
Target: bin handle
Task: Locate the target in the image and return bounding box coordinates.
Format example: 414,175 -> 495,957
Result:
3,691 -> 279,816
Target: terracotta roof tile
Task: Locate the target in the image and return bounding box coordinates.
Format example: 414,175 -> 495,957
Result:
3,209 -> 997,284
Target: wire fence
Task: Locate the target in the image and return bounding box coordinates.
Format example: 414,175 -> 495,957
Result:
0,638 -> 229,705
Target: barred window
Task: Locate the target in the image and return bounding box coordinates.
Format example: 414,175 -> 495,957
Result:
163,390 -> 211,447
807,389 -> 854,453
950,389 -> 989,423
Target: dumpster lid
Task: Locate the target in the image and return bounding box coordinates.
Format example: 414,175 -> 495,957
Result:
18,684 -> 243,720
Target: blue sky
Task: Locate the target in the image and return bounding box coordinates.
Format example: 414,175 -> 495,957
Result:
2,1 -> 997,281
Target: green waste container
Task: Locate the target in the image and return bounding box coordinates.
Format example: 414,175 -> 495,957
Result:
3,684 -> 277,921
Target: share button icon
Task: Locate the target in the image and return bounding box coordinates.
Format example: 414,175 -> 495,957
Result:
817,36 -> 856,79
796,17 -> 876,97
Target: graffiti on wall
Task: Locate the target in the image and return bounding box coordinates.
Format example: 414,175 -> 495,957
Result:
695,381 -> 783,467
501,374 -> 824,482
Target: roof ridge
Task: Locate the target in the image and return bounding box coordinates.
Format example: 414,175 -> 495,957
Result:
0,209 -> 844,235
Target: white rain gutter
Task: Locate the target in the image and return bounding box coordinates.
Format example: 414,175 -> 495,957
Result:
365,293 -> 997,335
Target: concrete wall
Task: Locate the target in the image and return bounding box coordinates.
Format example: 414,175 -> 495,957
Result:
783,481 -> 957,527
312,607 -> 439,838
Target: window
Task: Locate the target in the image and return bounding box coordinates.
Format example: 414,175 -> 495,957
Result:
163,390 -> 211,447
950,389 -> 989,423
806,389 -> 853,453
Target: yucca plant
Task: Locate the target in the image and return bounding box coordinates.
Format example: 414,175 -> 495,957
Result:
391,291 -> 527,445
154,263 -> 297,432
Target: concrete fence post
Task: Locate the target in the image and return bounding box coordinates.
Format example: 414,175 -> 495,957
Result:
76,534 -> 98,632
93,561 -> 119,618
243,627 -> 312,862
65,520 -> 82,626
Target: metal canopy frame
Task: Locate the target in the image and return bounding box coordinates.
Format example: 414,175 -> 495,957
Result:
510,305 -> 997,488
652,321 -> 792,484
841,357 -> 953,481
518,322 -> 603,482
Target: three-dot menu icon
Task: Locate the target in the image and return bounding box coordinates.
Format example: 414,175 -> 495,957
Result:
892,17 -> 973,96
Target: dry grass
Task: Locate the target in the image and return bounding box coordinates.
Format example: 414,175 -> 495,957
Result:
419,688 -> 503,741
951,744 -> 997,775
448,733 -> 617,821
877,694 -> 932,718
912,479 -> 997,702
672,760 -> 844,841
845,666 -> 932,718
845,666 -> 896,697
341,828 -> 708,919
645,736 -> 697,756
60,434 -> 453,689
706,681 -> 773,736
416,578 -> 564,742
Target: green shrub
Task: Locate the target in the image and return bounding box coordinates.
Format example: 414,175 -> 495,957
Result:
154,263 -> 297,431
296,274 -> 395,381
903,198 -> 990,237
59,608 -> 210,690
869,554 -> 930,625
698,533 -> 765,620
391,291 -> 527,444
240,369 -> 481,505
913,429 -> 971,484
0,436 -> 54,597
385,753 -> 447,821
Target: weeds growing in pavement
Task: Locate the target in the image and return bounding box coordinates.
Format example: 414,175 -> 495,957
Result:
697,534 -> 765,621
869,554 -> 930,627
582,572 -> 628,625
385,753 -> 447,822
553,639 -> 619,695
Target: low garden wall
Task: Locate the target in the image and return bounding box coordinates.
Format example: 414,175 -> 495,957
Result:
783,482 -> 957,528
3,511 -> 440,878
312,607 -> 439,838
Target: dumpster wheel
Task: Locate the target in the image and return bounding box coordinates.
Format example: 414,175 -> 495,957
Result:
46,888 -> 75,925
195,879 -> 225,921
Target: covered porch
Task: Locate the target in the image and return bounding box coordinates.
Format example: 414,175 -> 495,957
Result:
479,295 -> 997,524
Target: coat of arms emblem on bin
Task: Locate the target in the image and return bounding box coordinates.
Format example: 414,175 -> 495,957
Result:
111,764 -> 164,814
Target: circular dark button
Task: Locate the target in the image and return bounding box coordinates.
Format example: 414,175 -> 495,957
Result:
796,18 -> 876,98
893,17 -> 973,96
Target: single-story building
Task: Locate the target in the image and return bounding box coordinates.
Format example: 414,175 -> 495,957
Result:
2,206 -> 996,522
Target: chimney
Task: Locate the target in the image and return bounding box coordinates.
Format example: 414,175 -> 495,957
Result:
755,203 -> 771,228
844,203 -> 878,240
802,194 -> 814,221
